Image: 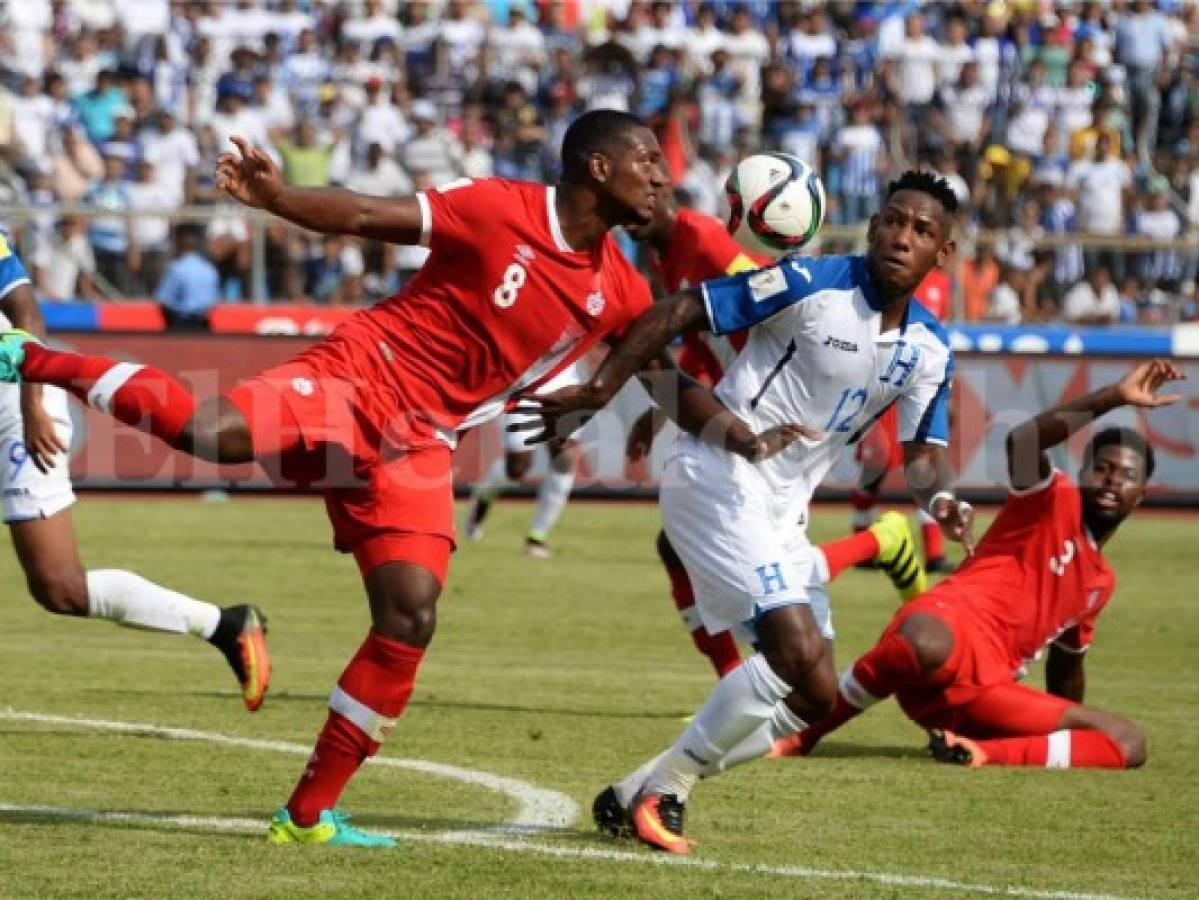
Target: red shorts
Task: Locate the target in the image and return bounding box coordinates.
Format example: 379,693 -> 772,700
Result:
886,593 -> 1074,738
226,358 -> 454,582
854,405 -> 903,470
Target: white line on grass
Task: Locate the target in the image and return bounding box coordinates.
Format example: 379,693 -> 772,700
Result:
0,708 -> 576,834
1,709 -> 1122,900
0,802 -> 1120,900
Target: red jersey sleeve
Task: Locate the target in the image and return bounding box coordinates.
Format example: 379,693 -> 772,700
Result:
1052,616 -> 1097,654
418,178 -> 511,255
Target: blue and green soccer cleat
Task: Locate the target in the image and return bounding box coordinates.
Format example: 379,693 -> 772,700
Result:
0,329 -> 40,383
266,808 -> 397,847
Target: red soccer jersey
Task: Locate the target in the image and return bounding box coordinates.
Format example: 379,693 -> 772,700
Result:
649,208 -> 764,384
316,178 -> 652,438
926,470 -> 1115,669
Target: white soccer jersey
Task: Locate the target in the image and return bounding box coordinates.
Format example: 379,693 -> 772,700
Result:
700,254 -> 954,527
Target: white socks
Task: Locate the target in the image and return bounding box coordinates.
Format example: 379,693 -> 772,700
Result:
529,464 -> 575,541
641,653 -> 792,801
707,701 -> 806,774
86,569 -> 221,639
474,458 -> 510,502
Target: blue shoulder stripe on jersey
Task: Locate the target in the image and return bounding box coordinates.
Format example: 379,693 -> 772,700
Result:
0,231 -> 31,300
912,351 -> 954,445
701,254 -> 880,335
902,298 -> 951,347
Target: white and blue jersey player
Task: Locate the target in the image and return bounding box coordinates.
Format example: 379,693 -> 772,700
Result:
0,229 -> 274,713
0,234 -> 74,522
527,172 -> 976,853
665,254 -> 953,643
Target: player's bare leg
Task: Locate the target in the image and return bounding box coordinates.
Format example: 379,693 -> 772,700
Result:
773,612 -> 952,758
620,605 -> 835,853
9,508 -> 270,711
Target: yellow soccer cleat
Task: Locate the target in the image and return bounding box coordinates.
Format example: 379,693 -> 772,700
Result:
266,809 -> 397,847
870,511 -> 928,602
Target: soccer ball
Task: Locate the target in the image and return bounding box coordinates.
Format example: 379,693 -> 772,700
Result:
725,152 -> 826,257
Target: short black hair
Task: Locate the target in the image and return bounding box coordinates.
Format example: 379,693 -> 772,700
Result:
1085,427 -> 1155,480
560,109 -> 648,183
886,170 -> 959,216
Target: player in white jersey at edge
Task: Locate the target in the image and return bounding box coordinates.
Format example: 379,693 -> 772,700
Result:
0,230 -> 271,712
520,170 -> 975,854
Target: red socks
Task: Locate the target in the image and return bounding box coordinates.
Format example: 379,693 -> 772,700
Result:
819,530 -> 881,581
919,511 -> 945,564
974,729 -> 1127,769
21,344 -> 197,447
287,631 -> 425,826
666,564 -> 742,678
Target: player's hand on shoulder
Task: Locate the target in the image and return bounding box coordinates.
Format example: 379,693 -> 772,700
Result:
20,401 -> 67,474
735,422 -> 823,463
1114,359 -> 1186,409
216,136 -> 284,210
508,385 -> 602,447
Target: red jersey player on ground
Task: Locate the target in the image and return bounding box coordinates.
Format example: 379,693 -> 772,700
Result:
621,193 -> 928,680
0,110 -> 752,848
850,266 -> 953,571
775,360 -> 1185,770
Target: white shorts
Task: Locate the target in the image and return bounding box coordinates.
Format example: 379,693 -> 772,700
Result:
0,384 -> 75,524
661,437 -> 833,642
502,360 -> 588,454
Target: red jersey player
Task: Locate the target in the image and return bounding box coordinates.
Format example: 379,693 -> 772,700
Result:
851,266 -> 953,572
620,195 -> 930,681
0,110 -> 731,847
776,360 -> 1185,770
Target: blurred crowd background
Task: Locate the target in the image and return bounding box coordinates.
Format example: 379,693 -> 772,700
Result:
0,0 -> 1196,326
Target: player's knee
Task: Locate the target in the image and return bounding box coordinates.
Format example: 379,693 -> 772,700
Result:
767,627 -> 828,691
505,453 -> 532,481
28,568 -> 88,616
898,615 -> 954,673
366,563 -> 443,648
1116,723 -> 1147,768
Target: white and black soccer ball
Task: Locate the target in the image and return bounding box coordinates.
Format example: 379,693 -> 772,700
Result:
725,152 -> 826,257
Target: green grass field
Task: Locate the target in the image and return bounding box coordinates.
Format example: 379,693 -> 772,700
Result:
2,497 -> 1196,899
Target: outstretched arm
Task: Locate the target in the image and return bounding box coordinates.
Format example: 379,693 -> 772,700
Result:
215,136 -> 424,244
904,442 -> 975,553
1005,359 -> 1186,491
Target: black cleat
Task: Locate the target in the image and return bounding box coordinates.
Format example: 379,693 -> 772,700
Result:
592,785 -> 632,838
463,496 -> 491,540
928,729 -> 986,768
208,604 -> 272,712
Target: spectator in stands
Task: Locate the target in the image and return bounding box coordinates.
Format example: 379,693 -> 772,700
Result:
142,108 -> 200,207
1062,266 -> 1121,326
1067,132 -> 1132,280
307,235 -> 365,306
127,158 -> 175,296
400,99 -> 462,187
346,141 -> 412,198
832,97 -> 885,226
154,225 -> 220,330
1133,178 -> 1183,291
72,69 -> 126,145
32,216 -> 98,302
932,61 -> 991,169
84,149 -> 134,296
962,244 -> 1001,321
277,118 -> 336,188
985,264 -> 1025,325
1115,0 -> 1177,158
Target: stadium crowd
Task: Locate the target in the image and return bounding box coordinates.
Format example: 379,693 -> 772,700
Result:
0,0 -> 1195,324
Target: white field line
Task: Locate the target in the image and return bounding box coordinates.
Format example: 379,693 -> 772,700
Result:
1,709 -> 1123,900
0,708 -> 576,834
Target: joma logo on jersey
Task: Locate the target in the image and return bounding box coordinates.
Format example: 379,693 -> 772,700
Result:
822,335 -> 858,352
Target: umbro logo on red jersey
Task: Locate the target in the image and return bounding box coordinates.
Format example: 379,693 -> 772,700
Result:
516,244 -> 535,263
586,292 -> 605,316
